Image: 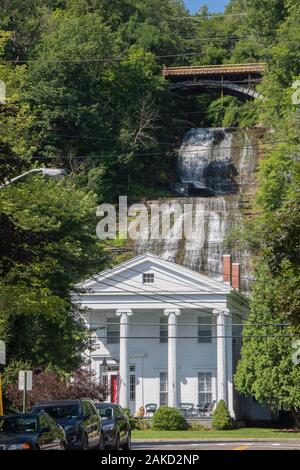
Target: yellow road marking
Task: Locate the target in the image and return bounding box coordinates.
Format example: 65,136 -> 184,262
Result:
232,445 -> 250,451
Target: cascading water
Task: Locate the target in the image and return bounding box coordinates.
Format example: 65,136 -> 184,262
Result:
133,128 -> 261,291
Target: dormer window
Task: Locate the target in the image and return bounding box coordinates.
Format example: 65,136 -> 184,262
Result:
143,273 -> 154,284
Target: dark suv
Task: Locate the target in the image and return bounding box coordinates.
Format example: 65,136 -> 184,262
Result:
32,399 -> 103,450
94,403 -> 131,450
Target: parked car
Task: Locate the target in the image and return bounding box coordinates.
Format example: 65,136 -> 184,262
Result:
94,403 -> 131,450
32,399 -> 103,450
0,412 -> 66,450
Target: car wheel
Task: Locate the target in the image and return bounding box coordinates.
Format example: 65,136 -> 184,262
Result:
114,433 -> 120,451
99,432 -> 104,450
81,434 -> 89,450
122,432 -> 131,451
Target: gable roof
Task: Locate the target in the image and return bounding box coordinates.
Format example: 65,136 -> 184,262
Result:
76,253 -> 232,295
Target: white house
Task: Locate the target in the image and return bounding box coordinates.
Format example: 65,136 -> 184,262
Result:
74,253 -> 267,420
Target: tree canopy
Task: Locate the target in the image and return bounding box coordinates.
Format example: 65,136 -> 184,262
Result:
0,1 -> 299,413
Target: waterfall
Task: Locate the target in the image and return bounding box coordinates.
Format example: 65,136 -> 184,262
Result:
132,128 -> 260,290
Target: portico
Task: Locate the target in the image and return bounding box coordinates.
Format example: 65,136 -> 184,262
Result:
74,253 -> 248,417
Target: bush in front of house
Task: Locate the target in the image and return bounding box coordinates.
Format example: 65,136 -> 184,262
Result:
188,422 -> 208,431
212,400 -> 234,430
3,360 -> 105,411
152,406 -> 187,430
133,418 -> 152,430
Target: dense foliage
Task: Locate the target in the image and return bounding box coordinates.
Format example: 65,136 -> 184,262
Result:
212,400 -> 233,430
231,1 -> 300,425
152,406 -> 187,430
2,360 -> 105,411
0,1 -> 299,419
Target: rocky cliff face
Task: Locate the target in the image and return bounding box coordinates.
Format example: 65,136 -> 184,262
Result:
132,128 -> 265,292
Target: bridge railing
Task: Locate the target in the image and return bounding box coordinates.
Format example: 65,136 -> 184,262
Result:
162,63 -> 266,77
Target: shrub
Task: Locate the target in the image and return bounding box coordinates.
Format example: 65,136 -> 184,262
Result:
152,406 -> 187,430
188,422 -> 207,431
3,364 -> 105,411
212,400 -> 234,430
133,418 -> 151,430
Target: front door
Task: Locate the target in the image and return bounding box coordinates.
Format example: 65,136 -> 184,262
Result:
110,375 -> 118,403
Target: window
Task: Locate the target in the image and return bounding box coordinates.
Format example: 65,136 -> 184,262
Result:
107,318 -> 120,344
82,401 -> 92,418
198,372 -> 212,408
36,404 -> 80,419
159,372 -> 168,406
143,273 -> 154,284
39,415 -> 50,430
47,416 -> 58,430
159,316 -> 168,343
87,401 -> 97,416
130,374 -> 136,402
117,406 -> 125,417
102,375 -> 108,400
198,316 -> 212,343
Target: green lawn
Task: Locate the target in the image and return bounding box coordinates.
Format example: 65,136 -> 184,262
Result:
132,428 -> 300,440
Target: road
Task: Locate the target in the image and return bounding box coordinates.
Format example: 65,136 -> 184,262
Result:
132,440 -> 300,451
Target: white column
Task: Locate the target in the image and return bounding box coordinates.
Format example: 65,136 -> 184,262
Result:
226,314 -> 234,417
116,308 -> 132,409
164,308 -> 180,408
214,309 -> 229,406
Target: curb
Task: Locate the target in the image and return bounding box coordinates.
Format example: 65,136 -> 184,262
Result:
133,437 -> 300,443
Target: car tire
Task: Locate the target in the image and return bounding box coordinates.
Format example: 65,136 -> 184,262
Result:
81,434 -> 89,450
114,433 -> 120,451
99,432 -> 104,450
122,432 -> 131,451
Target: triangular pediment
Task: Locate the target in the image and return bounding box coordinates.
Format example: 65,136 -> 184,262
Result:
76,253 -> 231,295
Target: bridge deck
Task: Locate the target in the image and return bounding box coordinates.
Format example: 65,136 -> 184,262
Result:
162,63 -> 266,77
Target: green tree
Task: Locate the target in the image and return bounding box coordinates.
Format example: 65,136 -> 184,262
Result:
0,0 -> 60,61
235,265 -> 300,427
212,400 -> 233,430
152,406 -> 187,430
0,176 -> 107,371
0,31 -> 34,184
26,10 -> 171,202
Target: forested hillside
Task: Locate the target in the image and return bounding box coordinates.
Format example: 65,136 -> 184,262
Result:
0,0 -> 299,420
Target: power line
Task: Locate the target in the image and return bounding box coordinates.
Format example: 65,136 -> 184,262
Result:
89,334 -> 300,341
24,150 -> 277,160
25,103 -> 285,121
165,13 -> 249,19
88,321 -> 291,328
0,40 -> 272,64
13,137 -> 296,158
14,144 -> 282,160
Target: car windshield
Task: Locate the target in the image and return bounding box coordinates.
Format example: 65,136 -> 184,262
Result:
36,405 -> 80,419
96,406 -> 113,420
0,416 -> 37,434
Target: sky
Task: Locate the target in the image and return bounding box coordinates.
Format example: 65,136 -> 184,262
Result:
184,0 -> 228,13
